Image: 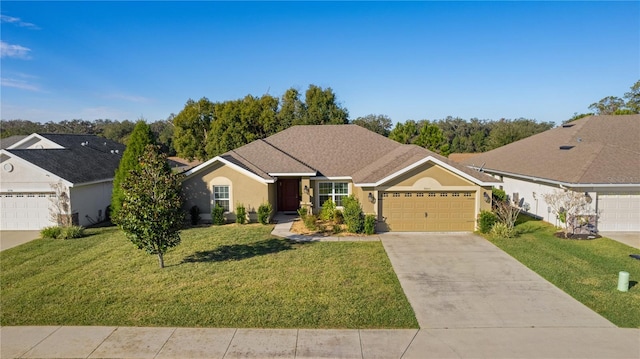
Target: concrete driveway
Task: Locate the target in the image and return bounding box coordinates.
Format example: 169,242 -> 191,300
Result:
600,232 -> 640,249
380,232 -> 615,329
0,231 -> 40,251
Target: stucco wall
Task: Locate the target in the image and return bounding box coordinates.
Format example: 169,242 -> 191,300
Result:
0,154 -> 59,192
182,162 -> 269,223
69,182 -> 113,227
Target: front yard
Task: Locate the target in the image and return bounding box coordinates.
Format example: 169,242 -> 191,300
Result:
485,219 -> 640,328
0,224 -> 418,328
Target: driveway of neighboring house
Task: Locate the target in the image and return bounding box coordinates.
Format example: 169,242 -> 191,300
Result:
380,232 -> 615,329
0,231 -> 40,251
600,232 -> 640,250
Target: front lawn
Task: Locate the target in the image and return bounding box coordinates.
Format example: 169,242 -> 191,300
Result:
484,219 -> 640,328
0,224 -> 418,328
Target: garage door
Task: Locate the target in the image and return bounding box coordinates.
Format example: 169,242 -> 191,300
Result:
380,191 -> 476,231
1,192 -> 55,230
597,193 -> 640,231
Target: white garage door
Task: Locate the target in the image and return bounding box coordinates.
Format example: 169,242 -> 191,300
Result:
597,193 -> 640,231
0,192 -> 55,230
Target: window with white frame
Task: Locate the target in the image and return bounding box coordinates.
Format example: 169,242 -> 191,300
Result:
318,182 -> 348,206
213,185 -> 230,211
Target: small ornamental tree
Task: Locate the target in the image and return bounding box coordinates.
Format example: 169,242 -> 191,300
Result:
542,189 -> 596,236
114,145 -> 184,268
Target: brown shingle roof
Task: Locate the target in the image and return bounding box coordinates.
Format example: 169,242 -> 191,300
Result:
461,115 -> 640,184
202,125 -> 496,185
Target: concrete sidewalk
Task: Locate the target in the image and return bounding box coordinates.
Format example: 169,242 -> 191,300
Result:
2,326 -> 639,358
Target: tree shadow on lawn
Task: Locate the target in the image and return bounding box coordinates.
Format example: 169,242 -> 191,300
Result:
181,238 -> 309,264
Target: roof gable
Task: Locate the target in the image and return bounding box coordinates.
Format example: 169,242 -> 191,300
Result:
462,115 -> 640,185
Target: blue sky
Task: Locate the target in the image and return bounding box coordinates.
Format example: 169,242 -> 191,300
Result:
1,1 -> 638,125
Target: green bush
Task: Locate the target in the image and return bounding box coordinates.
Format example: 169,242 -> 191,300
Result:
364,214 -> 376,235
303,214 -> 318,231
490,222 -> 514,238
342,195 -> 364,233
257,203 -> 272,225
211,204 -> 226,226
333,209 -> 344,224
189,205 -> 201,225
332,223 -> 342,234
235,203 -> 247,224
60,226 -> 85,239
40,226 -> 62,239
320,199 -> 336,221
297,207 -> 308,219
478,210 -> 497,233
41,226 -> 85,239
492,187 -> 507,202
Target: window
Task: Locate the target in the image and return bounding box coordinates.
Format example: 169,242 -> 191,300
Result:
392,192 -> 400,198
439,193 -> 448,197
382,193 -> 389,198
428,193 -> 436,197
452,193 -> 460,197
417,193 -> 424,197
318,182 -> 348,206
464,193 -> 472,197
213,185 -> 230,211
405,193 -> 412,197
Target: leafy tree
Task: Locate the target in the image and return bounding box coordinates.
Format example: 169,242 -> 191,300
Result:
486,118 -> 554,150
351,114 -> 393,136
150,117 -> 175,155
564,112 -> 593,124
114,145 -> 184,268
101,120 -> 136,143
298,85 -> 349,125
277,88 -> 304,131
413,121 -> 450,155
111,120 -> 154,219
623,80 -> 640,113
436,117 -> 490,153
388,120 -> 419,144
0,119 -> 44,138
588,96 -> 625,115
173,97 -> 214,161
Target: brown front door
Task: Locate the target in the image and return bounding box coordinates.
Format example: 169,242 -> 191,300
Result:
278,179 -> 300,212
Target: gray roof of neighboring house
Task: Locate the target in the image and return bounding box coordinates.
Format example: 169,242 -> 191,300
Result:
204,125 -> 497,185
0,135 -> 28,149
461,115 -> 640,185
5,134 -> 125,185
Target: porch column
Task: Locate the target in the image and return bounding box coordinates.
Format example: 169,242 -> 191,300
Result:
300,177 -> 313,213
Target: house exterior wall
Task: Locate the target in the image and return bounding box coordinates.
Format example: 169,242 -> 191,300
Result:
0,154 -> 59,192
69,182 -> 113,227
182,162 -> 269,223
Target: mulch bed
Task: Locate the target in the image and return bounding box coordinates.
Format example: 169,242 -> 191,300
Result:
553,232 -> 601,240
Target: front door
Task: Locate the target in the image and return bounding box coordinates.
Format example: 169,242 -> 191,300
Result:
278,179 -> 300,212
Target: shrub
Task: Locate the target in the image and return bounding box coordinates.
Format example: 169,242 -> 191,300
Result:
491,222 -> 514,238
211,204 -> 226,226
364,214 -> 377,235
332,223 -> 342,234
189,205 -> 201,225
41,226 -> 62,239
342,195 -> 364,233
258,203 -> 272,225
320,199 -> 336,221
478,210 -> 497,233
297,207 -> 308,219
303,214 -> 318,231
333,209 -> 344,224
235,203 -> 247,224
60,225 -> 85,239
492,187 -> 507,202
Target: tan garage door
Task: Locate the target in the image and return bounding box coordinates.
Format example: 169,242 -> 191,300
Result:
380,191 -> 476,231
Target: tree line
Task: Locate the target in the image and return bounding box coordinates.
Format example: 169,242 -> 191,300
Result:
2,81 -> 637,159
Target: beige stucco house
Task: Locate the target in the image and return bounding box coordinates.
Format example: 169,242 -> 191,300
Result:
0,133 -> 124,230
183,125 -> 499,232
461,115 -> 640,232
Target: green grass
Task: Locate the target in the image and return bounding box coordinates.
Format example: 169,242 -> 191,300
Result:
0,224 -> 417,329
484,219 -> 640,328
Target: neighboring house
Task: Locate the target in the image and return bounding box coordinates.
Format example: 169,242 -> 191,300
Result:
461,115 -> 640,232
167,156 -> 202,173
0,133 -> 124,230
183,125 -> 499,232
448,153 -> 480,164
